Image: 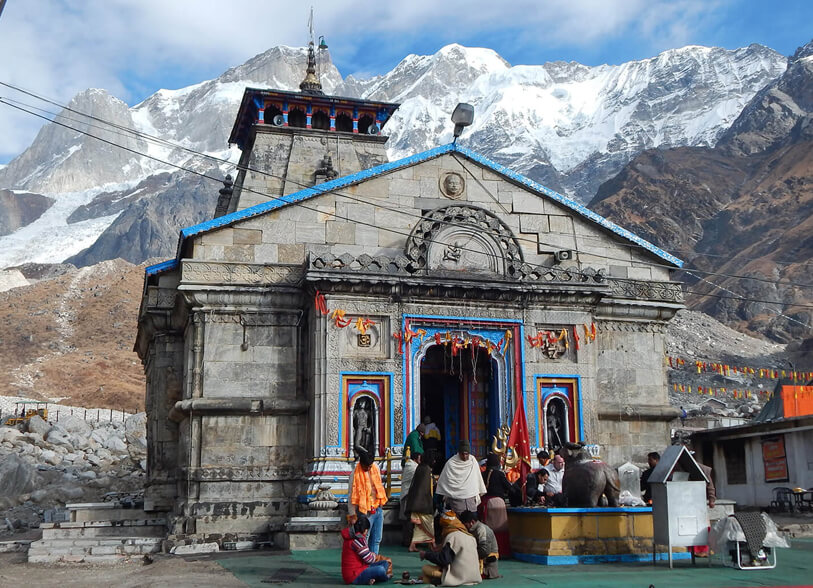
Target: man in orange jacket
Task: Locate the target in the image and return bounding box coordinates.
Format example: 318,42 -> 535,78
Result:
347,448 -> 388,554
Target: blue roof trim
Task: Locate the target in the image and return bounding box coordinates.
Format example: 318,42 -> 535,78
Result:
178,143 -> 456,244
145,258 -> 178,276
452,145 -> 683,268
171,141 -> 682,268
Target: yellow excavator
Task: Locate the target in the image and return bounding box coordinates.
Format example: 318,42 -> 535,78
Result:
3,400 -> 48,426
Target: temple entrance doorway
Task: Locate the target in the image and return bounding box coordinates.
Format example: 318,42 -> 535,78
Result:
419,343 -> 500,470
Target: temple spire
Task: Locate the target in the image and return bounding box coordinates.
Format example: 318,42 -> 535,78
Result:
299,41 -> 323,95
300,8 -> 324,95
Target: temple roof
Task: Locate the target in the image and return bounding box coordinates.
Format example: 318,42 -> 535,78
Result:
146,142 -> 684,277
227,87 -> 401,150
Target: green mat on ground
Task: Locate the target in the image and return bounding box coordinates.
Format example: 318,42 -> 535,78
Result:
216,539 -> 813,587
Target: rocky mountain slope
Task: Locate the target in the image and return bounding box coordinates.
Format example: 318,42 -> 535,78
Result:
0,43 -> 787,271
591,41 -> 813,343
0,259 -> 145,412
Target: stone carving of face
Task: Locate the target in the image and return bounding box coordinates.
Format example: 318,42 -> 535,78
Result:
441,173 -> 464,197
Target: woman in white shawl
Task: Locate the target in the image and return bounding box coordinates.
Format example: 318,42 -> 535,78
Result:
436,440 -> 486,514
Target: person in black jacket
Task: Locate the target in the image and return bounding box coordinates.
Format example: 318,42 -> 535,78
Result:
478,453 -> 517,557
640,451 -> 659,504
405,452 -> 436,551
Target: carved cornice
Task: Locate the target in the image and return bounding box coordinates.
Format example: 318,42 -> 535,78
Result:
168,397 -> 309,422
608,279 -> 684,303
205,312 -> 301,327
181,260 -> 304,287
181,290 -> 302,308
184,466 -> 304,482
599,320 -> 669,334
598,405 -> 680,422
308,252 -> 606,285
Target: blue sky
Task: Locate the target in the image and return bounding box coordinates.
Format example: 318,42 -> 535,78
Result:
0,0 -> 811,164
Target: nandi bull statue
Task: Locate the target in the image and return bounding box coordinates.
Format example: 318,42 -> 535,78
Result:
560,442 -> 621,508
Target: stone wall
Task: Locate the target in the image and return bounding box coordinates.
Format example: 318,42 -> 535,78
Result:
195,153 -> 675,285
230,126 -> 389,211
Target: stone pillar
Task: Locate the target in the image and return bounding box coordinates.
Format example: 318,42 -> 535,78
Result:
143,333 -> 183,512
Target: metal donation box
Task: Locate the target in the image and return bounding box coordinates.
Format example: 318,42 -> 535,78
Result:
649,445 -> 710,567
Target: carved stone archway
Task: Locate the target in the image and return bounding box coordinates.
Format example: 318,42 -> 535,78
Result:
404,205 -> 524,277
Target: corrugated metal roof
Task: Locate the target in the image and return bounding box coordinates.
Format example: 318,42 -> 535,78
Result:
145,142 -> 684,278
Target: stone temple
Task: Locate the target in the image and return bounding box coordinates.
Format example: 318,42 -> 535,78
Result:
134,45 -> 684,546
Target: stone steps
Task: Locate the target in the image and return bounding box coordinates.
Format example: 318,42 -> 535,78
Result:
28,517 -> 166,564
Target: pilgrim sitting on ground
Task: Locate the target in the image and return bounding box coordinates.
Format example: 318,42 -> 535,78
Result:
436,439 -> 487,514
347,448 -> 388,554
460,510 -> 501,580
341,514 -> 393,585
419,510 -> 482,586
524,467 -> 550,506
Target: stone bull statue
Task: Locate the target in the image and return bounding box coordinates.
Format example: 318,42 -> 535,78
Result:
560,442 -> 620,507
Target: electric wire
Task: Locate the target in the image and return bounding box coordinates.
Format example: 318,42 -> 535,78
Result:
4,81 -> 813,291
2,87 -> 812,324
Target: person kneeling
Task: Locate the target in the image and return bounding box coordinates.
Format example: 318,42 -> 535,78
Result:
419,511 -> 481,586
341,514 -> 392,585
459,510 -> 500,579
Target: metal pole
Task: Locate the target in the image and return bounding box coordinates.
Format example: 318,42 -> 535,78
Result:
0,1 -> 7,21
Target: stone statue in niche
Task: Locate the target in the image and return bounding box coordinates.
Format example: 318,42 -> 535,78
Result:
440,172 -> 465,198
352,396 -> 375,457
546,400 -> 566,451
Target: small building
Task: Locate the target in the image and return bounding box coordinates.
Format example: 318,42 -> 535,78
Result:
692,383 -> 813,507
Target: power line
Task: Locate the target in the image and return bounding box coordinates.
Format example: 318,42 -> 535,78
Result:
684,270 -> 812,329
2,87 -> 812,326
5,80 -> 813,292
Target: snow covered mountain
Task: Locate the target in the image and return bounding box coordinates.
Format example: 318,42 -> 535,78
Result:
0,42 -> 788,270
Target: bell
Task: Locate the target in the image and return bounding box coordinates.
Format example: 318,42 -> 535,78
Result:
318,35 -> 328,50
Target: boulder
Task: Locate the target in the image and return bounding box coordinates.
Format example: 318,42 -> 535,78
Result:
45,428 -> 73,448
26,415 -> 51,437
104,435 -> 128,454
30,489 -> 50,503
40,449 -> 63,466
57,486 -> 85,501
18,432 -> 45,447
0,428 -> 23,444
54,414 -> 92,437
0,454 -> 39,498
124,412 -> 148,455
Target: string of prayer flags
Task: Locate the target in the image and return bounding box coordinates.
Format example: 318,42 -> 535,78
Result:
314,290 -> 328,315
330,309 -> 352,328
666,355 -> 813,383
314,291 -> 376,334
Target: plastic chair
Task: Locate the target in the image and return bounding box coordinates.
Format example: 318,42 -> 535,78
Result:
769,487 -> 794,512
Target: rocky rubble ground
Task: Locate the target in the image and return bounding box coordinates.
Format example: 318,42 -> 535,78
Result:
0,412 -> 146,539
665,309 -> 790,422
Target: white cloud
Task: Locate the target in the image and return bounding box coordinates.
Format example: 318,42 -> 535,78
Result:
0,0 -> 731,163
